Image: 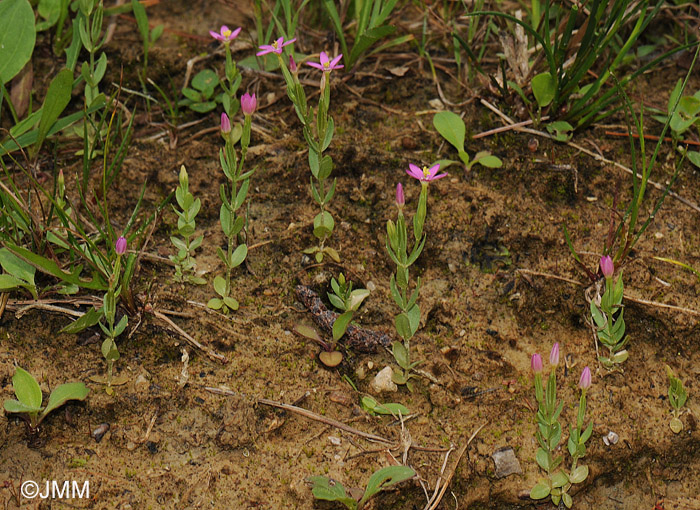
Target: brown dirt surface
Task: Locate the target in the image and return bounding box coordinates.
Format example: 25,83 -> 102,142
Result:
1,1 -> 699,509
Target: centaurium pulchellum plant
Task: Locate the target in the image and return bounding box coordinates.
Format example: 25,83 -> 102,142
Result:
530,345 -> 592,508
207,96 -> 256,314
386,164 -> 447,390
99,236 -> 128,393
259,39 -> 342,263
210,25 -> 243,118
590,255 -> 628,369
170,165 -> 206,285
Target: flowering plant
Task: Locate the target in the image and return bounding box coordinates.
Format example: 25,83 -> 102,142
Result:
266,38 -> 341,262
590,256 -> 628,368
530,345 -> 592,508
386,165 -> 445,389
210,25 -> 243,117
208,98 -> 256,314
170,166 -> 206,285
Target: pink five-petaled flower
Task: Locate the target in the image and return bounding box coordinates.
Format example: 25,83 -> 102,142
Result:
209,25 -> 241,43
257,36 -> 296,56
531,353 -> 543,374
115,236 -> 127,255
550,343 -> 560,367
600,255 -> 614,278
306,52 -> 344,72
406,163 -> 448,183
220,112 -> 231,134
396,183 -> 404,207
241,93 -> 257,116
579,366 -> 592,390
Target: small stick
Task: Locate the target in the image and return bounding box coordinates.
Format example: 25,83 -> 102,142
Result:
151,309 -> 228,363
472,116 -> 549,139
604,131 -> 700,147
423,423 -> 484,510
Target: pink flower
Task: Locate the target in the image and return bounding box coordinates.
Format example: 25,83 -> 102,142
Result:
406,163 -> 448,183
115,236 -> 127,255
241,93 -> 257,116
600,255 -> 614,278
257,36 -> 296,56
579,366 -> 592,390
531,353 -> 543,374
220,112 -> 231,134
550,343 -> 560,367
306,51 -> 344,72
210,25 -> 241,43
396,183 -> 404,207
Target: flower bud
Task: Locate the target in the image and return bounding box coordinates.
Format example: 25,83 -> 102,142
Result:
531,353 -> 543,374
600,255 -> 614,278
220,112 -> 231,134
289,54 -> 297,73
579,366 -> 592,390
396,183 -> 404,208
241,93 -> 257,116
549,343 -> 560,367
115,236 -> 127,255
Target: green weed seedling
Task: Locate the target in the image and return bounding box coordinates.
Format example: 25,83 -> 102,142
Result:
0,248 -> 37,299
360,396 -> 409,417
4,366 -> 89,433
309,465 -> 415,510
131,0 -> 163,82
652,79 -> 700,168
180,69 -> 221,113
327,273 -> 370,341
666,366 -> 688,434
433,111 -> 502,171
590,257 -> 628,369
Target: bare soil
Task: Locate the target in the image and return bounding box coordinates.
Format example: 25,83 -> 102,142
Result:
1,1 -> 699,509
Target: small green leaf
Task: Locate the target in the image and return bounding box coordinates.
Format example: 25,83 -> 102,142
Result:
394,314 -> 412,342
535,448 -> 549,471
392,341 -> 409,368
359,465 -> 415,506
332,310 -> 353,341
308,476 -> 356,508
433,111 -> 465,152
41,382 -> 88,419
229,244 -> 247,268
551,471 -> 569,488
12,366 -> 43,409
562,492 -> 573,508
0,0 -> 36,84
223,296 -> 239,311
569,464 -> 588,484
532,72 -> 556,107
529,480 -> 551,500
4,399 -> 41,414
207,298 -> 223,310
213,275 -> 227,297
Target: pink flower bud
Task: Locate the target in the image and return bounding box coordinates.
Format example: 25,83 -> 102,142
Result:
289,54 -> 297,73
115,236 -> 127,255
549,343 -> 560,367
579,366 -> 592,390
396,183 -> 404,207
220,112 -> 231,134
241,93 -> 257,116
600,255 -> 614,278
531,353 -> 543,374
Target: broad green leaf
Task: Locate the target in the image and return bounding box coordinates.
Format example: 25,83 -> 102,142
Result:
207,298 -> 223,310
213,275 -> 227,297
359,465 -> 415,506
60,306 -> 102,334
392,340 -> 409,368
530,480 -> 551,499
535,448 -> 549,471
0,247 -> 35,284
12,366 -> 43,409
475,154 -> 503,168
294,324 -> 322,342
0,0 -> 35,84
308,476 -> 356,508
433,111 -> 465,152
223,296 -> 239,310
532,72 -> 556,107
34,68 -> 74,157
41,382 -> 88,418
562,492 -> 573,508
406,304 -> 420,335
191,69 -> 218,93
394,313 -> 412,342
4,399 -> 41,414
332,310 -> 353,341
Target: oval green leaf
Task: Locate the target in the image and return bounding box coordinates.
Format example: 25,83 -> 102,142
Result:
0,0 -> 36,84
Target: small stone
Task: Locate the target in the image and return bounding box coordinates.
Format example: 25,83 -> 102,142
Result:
328,436 -> 341,446
370,366 -> 398,393
92,423 -> 110,443
366,281 -> 376,292
355,365 -> 366,380
367,361 -> 374,370
134,373 -> 150,393
603,431 -> 619,446
491,447 -> 522,478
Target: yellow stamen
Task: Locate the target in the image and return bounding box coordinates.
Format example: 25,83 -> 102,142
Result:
223,29 -> 232,38
422,166 -> 430,179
